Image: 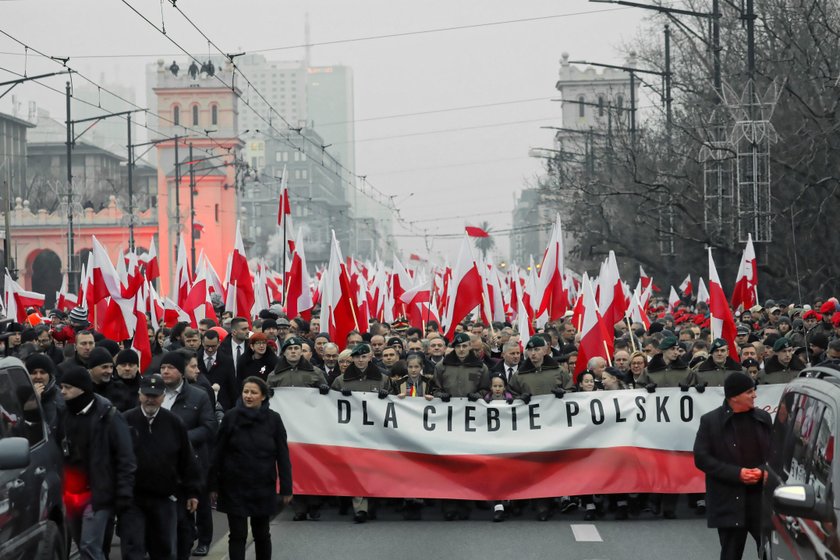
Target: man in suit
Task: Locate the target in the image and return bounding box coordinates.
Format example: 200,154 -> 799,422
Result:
218,317 -> 250,380
490,341 -> 523,384
159,351 -> 217,559
321,342 -> 341,386
198,329 -> 238,410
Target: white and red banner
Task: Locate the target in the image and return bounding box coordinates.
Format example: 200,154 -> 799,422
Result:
272,385 -> 784,500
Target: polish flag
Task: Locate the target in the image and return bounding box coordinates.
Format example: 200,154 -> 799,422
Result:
4,270 -> 45,323
515,278 -> 533,345
224,223 -> 255,323
122,251 -> 144,299
695,277 -> 710,306
598,251 -> 627,328
442,236 -> 484,341
198,251 -> 224,297
323,231 -> 359,349
575,275 -> 612,381
100,295 -> 135,342
731,233 -> 758,311
131,292 -> 152,372
391,254 -> 412,319
465,226 -> 490,238
55,273 -> 78,312
678,274 -> 693,297
277,165 -> 290,226
174,237 -> 191,309
184,265 -> 214,327
639,265 -> 660,293
628,287 -> 652,331
708,249 -> 740,363
668,286 -> 681,311
90,236 -> 122,304
162,296 -> 191,328
142,239 -> 160,283
535,215 -> 567,322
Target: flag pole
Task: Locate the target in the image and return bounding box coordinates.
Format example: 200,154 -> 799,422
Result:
626,316 -> 637,353
280,165 -> 287,306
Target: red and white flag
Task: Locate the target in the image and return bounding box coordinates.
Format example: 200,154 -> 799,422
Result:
731,233 -> 758,311
534,215 -> 567,322
574,275 -> 612,380
597,251 -> 627,329
277,165 -> 290,226
323,231 -> 359,349
442,236 -> 484,340
55,273 -> 78,312
224,223 -> 255,322
695,277 -> 709,305
131,289 -> 152,372
4,270 -> 45,323
142,238 -> 160,283
668,286 -> 681,311
678,274 -> 693,297
285,230 -> 314,320
708,249 -> 740,363
174,237 -> 191,310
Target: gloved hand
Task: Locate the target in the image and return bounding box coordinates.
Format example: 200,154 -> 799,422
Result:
439,393 -> 451,402
645,383 -> 657,394
378,389 -> 389,399
505,396 -> 514,405
341,388 -> 352,397
679,382 -> 690,392
467,392 -> 481,402
552,387 -> 566,399
318,384 -> 330,395
520,393 -> 532,405
695,382 -> 707,394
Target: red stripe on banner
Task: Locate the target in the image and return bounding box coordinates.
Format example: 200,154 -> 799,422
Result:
289,443 -> 705,500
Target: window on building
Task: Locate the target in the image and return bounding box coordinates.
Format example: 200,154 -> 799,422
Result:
293,151 -> 300,162
294,169 -> 302,179
578,96 -> 585,117
215,204 -> 219,222
211,105 -> 218,126
173,105 -> 180,126
301,169 -> 308,179
300,152 -> 306,162
192,105 -> 199,126
598,96 -> 605,117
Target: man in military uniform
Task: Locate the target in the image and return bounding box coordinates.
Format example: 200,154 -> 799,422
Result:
645,336 -> 690,390
688,338 -> 741,388
760,338 -> 804,384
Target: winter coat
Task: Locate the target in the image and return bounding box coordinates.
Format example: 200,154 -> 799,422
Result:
124,406 -> 201,499
431,351 -> 491,397
237,350 -> 278,386
60,394 -> 136,511
198,350 -> 238,410
509,356 -> 571,395
687,356 -> 742,387
762,354 -> 805,381
209,403 -> 293,517
331,362 -> 392,393
394,374 -> 433,397
39,374 -> 65,436
645,354 -> 690,387
93,378 -> 137,413
267,356 -> 326,388
55,353 -> 88,384
167,382 -> 217,471
693,400 -> 771,528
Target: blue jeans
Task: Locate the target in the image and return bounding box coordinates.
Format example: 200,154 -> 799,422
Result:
68,503 -> 112,560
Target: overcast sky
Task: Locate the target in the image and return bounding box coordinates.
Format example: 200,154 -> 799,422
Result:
0,0 -> 648,264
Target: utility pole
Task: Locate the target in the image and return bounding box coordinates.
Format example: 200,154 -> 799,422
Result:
127,113 -> 134,251
3,178 -> 11,278
65,82 -> 75,292
189,143 -> 196,271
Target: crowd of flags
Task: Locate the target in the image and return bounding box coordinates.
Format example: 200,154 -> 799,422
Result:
4,186 -> 760,381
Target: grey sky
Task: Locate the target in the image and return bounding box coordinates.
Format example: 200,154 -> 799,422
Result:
0,0 -> 646,264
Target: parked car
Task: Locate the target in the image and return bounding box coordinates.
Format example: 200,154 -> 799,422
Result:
0,357 -> 66,560
762,363 -> 840,560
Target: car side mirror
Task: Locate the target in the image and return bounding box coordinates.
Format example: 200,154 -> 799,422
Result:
0,437 -> 30,470
773,484 -> 832,520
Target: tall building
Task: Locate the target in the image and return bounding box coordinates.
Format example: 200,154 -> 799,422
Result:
306,65 -> 355,176
235,54 -> 308,134
71,79 -> 137,156
151,58 -> 243,295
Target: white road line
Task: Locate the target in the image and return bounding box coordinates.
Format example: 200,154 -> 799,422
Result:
571,523 -> 603,542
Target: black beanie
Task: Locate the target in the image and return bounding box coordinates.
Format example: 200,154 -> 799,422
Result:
87,347 -> 114,369
724,372 -> 755,399
61,364 -> 93,393
25,353 -> 55,376
115,349 -> 140,366
96,339 -> 120,357
160,351 -> 186,374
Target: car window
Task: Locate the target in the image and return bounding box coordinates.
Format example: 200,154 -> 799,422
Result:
810,406 -> 834,503
0,371 -> 25,440
3,369 -> 45,447
787,394 -> 824,484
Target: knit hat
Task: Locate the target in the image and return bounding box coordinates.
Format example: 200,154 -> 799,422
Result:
809,332 -> 829,350
68,307 -> 90,327
24,353 -> 55,376
87,347 -> 114,369
261,319 -> 278,330
724,371 -> 755,399
61,364 -> 93,393
160,351 -> 186,373
115,349 -> 140,366
96,339 -> 120,357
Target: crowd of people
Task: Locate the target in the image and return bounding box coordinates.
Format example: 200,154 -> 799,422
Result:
1,295 -> 837,558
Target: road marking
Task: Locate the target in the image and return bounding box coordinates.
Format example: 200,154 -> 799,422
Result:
571,524 -> 603,542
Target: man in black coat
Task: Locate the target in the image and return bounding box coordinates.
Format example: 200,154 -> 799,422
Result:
25,352 -> 64,436
58,365 -> 136,560
159,351 -> 217,559
121,374 -> 201,560
694,371 -> 771,560
87,346 -> 136,412
199,329 -> 238,410
56,329 -> 97,383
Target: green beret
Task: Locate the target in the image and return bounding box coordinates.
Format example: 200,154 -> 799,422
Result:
281,336 -> 304,353
710,338 -> 728,352
350,343 -> 372,356
451,332 -> 470,347
773,338 -> 793,352
658,336 -> 678,351
526,335 -> 547,349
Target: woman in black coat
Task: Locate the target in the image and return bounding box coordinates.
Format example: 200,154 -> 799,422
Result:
209,376 -> 292,560
236,333 -> 278,387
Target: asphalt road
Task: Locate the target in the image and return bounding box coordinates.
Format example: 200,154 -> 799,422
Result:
215,499 -> 736,560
